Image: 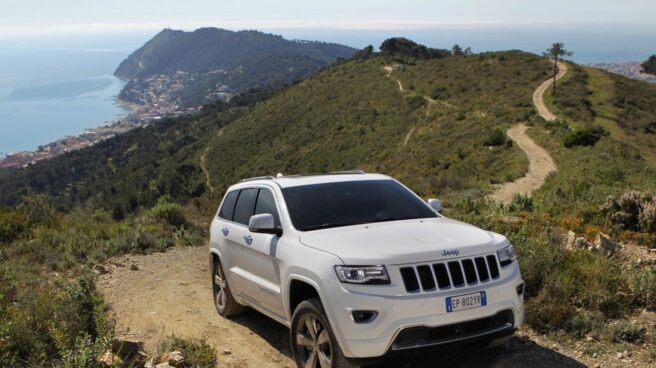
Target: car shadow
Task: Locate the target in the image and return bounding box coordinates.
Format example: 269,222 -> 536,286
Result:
232,309 -> 586,368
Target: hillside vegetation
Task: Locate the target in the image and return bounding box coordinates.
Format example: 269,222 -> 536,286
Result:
2,47 -> 656,365
115,28 -> 356,105
204,51 -> 551,200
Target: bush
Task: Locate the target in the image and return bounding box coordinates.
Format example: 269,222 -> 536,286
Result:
0,208 -> 28,243
156,336 -> 216,368
483,128 -> 506,146
508,194 -> 534,212
525,250 -> 628,333
563,126 -> 608,148
606,320 -> 645,343
150,198 -> 187,227
600,190 -> 656,232
626,267 -> 656,311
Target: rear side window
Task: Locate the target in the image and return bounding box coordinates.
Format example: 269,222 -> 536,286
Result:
233,188 -> 257,225
218,191 -> 239,220
254,188 -> 281,227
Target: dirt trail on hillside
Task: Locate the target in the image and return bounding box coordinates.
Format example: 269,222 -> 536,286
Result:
533,61 -> 568,122
488,124 -> 558,203
98,246 -> 596,368
488,61 -> 565,203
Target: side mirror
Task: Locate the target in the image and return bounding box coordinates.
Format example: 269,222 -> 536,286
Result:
427,198 -> 442,213
249,213 -> 282,236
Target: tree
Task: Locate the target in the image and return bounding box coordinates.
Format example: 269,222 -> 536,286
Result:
452,44 -> 464,56
353,45 -> 374,59
642,55 -> 656,75
543,42 -> 573,95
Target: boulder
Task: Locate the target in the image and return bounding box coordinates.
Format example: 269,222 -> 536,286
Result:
162,351 -> 184,366
594,233 -> 619,255
564,231 -> 591,251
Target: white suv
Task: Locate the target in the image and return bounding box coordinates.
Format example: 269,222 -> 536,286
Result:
209,172 -> 524,367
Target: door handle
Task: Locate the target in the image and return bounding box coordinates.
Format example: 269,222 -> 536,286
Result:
243,235 -> 253,245
221,227 -> 229,236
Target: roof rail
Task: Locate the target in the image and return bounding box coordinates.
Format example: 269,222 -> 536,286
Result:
240,175 -> 275,182
330,170 -> 366,175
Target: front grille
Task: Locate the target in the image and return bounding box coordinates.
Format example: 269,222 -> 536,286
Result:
391,309 -> 514,351
399,254 -> 501,293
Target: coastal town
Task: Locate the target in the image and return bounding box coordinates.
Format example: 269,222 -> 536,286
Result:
591,61 -> 656,84
0,72 -> 233,169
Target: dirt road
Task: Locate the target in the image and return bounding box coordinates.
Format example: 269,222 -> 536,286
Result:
533,61 -> 568,122
488,124 -> 558,203
98,246 -> 593,368
488,60 -> 566,203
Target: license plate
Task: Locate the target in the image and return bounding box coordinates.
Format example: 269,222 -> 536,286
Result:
446,291 -> 486,313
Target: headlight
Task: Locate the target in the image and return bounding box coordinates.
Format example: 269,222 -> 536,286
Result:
497,244 -> 517,267
334,265 -> 390,285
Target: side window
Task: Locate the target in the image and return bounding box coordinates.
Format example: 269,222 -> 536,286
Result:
254,188 -> 281,227
233,188 -> 257,225
218,190 -> 239,220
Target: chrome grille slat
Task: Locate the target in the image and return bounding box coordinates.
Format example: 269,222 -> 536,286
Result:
400,253 -> 501,293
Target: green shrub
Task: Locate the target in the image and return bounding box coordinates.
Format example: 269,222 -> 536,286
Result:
525,250 -> 628,333
563,126 -> 608,148
508,194 -> 534,212
626,267 -> 656,311
600,190 -> 656,232
156,336 -> 216,368
606,320 -> 645,343
0,208 -> 28,243
150,198 -> 187,227
483,128 -> 506,146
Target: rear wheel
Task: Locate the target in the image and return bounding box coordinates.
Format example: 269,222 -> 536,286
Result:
291,298 -> 355,368
212,260 -> 244,317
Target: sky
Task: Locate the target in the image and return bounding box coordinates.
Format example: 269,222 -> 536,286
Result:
2,0 -> 656,38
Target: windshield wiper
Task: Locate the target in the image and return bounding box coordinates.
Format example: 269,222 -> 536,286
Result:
303,223 -> 349,231
368,216 -> 416,224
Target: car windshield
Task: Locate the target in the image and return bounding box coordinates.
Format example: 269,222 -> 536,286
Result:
282,179 -> 438,231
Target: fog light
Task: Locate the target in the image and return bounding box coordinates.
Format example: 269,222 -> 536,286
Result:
516,282 -> 525,297
352,310 -> 378,324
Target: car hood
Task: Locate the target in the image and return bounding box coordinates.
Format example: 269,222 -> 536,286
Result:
298,217 -> 507,265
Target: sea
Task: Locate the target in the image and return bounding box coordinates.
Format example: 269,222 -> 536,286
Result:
1,25 -> 655,154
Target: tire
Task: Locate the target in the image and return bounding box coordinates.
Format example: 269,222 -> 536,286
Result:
212,260 -> 245,317
290,298 -> 355,368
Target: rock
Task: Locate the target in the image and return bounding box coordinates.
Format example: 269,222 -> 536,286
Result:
130,263 -> 140,271
97,350 -> 122,366
94,264 -> 111,274
565,231 -> 591,251
144,358 -> 155,368
155,363 -> 172,368
222,348 -> 232,355
585,335 -> 594,342
594,233 -> 619,255
162,351 -> 184,366
112,338 -> 144,358
565,231 -> 576,248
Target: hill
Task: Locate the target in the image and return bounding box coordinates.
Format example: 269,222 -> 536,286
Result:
114,28 -> 357,106
2,48 -> 656,365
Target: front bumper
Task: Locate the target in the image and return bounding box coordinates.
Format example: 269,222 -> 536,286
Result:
322,263 -> 524,358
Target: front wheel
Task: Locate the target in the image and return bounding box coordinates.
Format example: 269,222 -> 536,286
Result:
290,298 -> 355,368
212,260 -> 244,317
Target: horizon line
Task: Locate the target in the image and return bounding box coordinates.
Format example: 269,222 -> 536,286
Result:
2,19 -> 655,38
